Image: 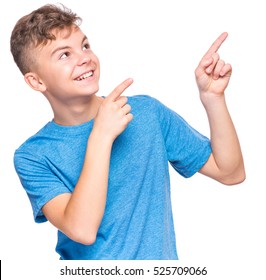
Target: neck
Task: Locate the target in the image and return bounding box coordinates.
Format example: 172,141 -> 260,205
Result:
52,95 -> 103,126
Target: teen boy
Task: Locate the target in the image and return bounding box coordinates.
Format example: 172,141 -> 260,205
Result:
11,4 -> 245,259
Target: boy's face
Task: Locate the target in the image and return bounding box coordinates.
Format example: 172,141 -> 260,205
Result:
31,25 -> 100,103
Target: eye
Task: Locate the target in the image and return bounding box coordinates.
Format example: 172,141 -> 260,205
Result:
82,43 -> 90,51
59,52 -> 70,60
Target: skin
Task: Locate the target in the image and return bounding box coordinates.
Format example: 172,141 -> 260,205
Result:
196,32 -> 245,184
24,27 -> 245,245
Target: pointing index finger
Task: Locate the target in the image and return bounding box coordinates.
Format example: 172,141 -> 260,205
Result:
204,32 -> 228,58
107,78 -> 134,102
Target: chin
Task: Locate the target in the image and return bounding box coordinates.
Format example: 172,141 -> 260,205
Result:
82,84 -> 99,96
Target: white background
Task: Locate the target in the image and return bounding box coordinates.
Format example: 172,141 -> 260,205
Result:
1,0 -> 265,279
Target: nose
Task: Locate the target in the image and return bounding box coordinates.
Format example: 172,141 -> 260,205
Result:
77,51 -> 91,66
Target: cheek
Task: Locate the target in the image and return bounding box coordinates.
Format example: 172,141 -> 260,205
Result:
42,68 -> 71,92
92,53 -> 100,67
94,57 -> 100,77
52,65 -> 74,84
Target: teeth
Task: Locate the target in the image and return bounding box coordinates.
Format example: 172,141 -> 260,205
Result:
76,71 -> 93,81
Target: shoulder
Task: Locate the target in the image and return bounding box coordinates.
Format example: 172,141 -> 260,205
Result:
128,94 -> 180,120
127,94 -> 166,114
128,94 -> 160,104
15,122 -> 51,151
14,121 -> 57,166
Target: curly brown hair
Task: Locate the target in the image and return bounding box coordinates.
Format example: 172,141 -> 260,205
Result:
10,4 -> 82,75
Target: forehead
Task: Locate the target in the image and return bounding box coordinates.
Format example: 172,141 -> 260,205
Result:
38,25 -> 86,54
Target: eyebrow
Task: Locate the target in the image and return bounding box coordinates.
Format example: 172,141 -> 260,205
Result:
51,35 -> 88,57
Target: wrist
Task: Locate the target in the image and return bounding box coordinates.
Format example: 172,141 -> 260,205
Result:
200,91 -> 226,109
89,127 -> 115,147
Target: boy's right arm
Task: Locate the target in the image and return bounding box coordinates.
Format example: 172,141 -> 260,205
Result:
42,78 -> 133,245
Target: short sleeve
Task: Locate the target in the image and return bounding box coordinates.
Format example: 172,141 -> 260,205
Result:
155,98 -> 212,178
14,150 -> 71,223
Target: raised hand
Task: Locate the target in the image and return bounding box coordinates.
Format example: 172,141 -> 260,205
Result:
195,32 -> 232,101
93,78 -> 134,141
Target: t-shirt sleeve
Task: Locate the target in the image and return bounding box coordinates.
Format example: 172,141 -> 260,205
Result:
155,98 -> 212,178
14,150 -> 71,223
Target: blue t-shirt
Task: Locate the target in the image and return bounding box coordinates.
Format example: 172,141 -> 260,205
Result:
14,95 -> 211,260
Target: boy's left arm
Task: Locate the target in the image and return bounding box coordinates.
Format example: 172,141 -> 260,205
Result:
195,32 -> 245,185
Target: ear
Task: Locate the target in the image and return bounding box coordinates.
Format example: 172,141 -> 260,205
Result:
24,72 -> 47,92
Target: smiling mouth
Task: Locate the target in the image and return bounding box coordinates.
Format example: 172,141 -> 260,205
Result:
75,71 -> 94,81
